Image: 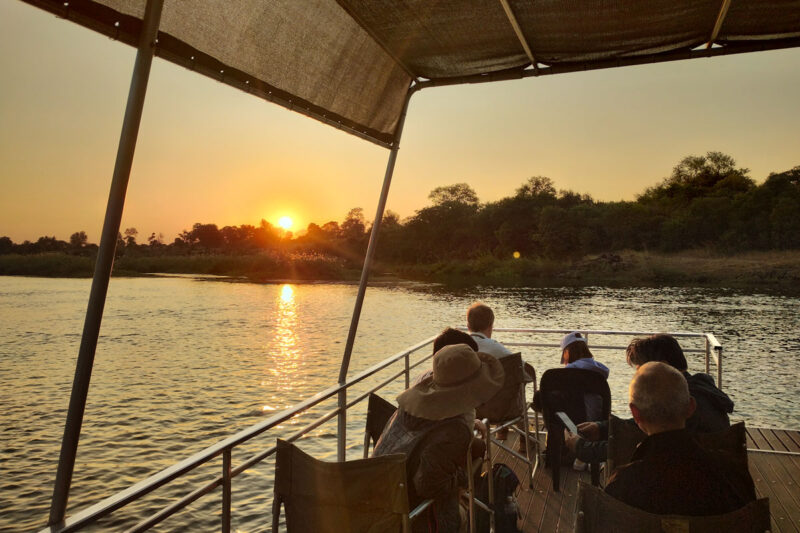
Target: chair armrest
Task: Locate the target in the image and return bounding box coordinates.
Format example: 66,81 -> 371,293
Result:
409,499 -> 434,521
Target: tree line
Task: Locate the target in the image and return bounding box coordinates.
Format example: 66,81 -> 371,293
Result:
2,152 -> 799,266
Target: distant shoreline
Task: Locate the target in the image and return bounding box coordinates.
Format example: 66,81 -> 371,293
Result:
2,250 -> 799,294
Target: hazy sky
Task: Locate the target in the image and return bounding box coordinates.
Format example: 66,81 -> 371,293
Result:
1,2 -> 799,243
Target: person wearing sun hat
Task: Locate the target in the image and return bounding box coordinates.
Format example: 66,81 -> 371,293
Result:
374,343 -> 504,533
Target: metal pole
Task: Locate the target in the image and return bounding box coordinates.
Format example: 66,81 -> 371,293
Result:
49,0 -> 164,525
222,448 -> 232,533
336,88 -> 415,461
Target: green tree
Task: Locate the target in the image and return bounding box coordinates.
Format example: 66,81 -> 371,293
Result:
69,231 -> 88,248
123,227 -> 138,247
428,183 -> 479,207
515,176 -> 556,200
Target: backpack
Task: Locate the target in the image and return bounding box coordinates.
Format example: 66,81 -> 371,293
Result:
473,463 -> 522,533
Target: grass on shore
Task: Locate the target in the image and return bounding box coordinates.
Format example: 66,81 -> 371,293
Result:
0,252 -> 355,281
2,250 -> 800,292
395,249 -> 800,292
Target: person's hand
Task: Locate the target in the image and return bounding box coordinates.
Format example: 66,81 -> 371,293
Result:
564,429 -> 580,453
577,421 -> 601,441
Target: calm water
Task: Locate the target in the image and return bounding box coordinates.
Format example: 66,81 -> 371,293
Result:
1,276 -> 798,531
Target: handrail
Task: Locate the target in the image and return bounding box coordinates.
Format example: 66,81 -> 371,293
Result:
42,335 -> 438,532
42,328 -> 721,532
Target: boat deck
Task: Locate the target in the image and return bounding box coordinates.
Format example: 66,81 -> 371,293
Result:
492,427 -> 800,532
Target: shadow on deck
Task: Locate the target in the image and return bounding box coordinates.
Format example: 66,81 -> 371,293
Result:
492,426 -> 800,533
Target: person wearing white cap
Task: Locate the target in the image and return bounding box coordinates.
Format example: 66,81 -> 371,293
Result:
373,344 -> 504,533
560,332 -> 609,380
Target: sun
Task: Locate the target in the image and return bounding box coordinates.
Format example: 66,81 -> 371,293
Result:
277,216 -> 293,230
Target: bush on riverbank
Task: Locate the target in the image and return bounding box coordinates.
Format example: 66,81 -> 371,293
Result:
393,250 -> 800,292
0,252 -> 354,281
0,253 -> 94,277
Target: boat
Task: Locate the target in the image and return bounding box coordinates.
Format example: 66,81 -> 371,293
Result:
12,0 -> 800,531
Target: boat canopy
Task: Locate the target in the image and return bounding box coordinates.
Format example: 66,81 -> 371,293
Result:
24,0 -> 800,148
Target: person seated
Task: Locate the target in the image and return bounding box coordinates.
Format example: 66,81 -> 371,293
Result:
566,333 -> 734,463
373,344 -> 504,532
560,331 -> 609,418
466,302 -> 513,359
550,332 -> 610,469
626,334 -> 733,432
413,327 -> 479,385
605,361 -> 756,516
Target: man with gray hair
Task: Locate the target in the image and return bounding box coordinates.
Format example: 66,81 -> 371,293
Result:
605,362 -> 755,516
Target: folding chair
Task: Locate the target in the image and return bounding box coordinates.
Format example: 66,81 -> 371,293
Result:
272,438 -> 432,533
477,353 -> 540,489
574,482 -> 771,533
538,367 -> 610,491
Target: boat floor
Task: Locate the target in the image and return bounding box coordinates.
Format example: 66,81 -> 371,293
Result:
490,427 -> 800,532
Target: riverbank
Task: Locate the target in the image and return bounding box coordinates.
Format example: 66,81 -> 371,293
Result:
398,250 -> 800,293
2,249 -> 800,292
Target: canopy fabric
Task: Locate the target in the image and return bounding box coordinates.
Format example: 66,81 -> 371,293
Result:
23,0 -> 800,147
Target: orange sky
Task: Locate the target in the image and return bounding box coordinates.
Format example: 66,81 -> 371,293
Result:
1,2 -> 799,243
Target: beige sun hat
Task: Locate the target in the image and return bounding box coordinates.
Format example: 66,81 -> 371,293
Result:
398,343 -> 504,420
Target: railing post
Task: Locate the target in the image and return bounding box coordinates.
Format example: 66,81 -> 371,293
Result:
717,347 -> 723,390
705,337 -> 711,374
48,0 -> 164,525
405,353 -> 410,389
337,388 -> 347,461
222,448 -> 231,533
336,87 -> 415,461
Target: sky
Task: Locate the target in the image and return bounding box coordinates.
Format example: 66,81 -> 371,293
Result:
1,2 -> 799,243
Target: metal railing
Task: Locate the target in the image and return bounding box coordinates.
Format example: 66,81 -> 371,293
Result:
491,328 -> 723,389
41,328 -> 722,532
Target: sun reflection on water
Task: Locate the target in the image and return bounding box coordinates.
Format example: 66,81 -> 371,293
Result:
265,284 -> 301,411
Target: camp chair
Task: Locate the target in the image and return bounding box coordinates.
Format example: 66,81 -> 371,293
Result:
361,393 -> 494,533
605,415 -> 645,482
606,419 -> 749,483
574,482 -> 771,533
538,367 -> 610,491
272,438 -> 433,533
363,392 -> 398,458
477,353 -> 540,488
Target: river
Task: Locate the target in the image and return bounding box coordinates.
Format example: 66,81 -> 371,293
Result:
1,276 -> 798,532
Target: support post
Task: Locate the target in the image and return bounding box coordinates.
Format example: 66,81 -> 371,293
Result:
222,448 -> 232,533
336,88 -> 415,461
48,0 -> 164,525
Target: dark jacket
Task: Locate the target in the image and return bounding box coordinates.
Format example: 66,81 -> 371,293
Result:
373,409 -> 472,532
605,428 -> 756,516
574,372 -> 733,463
685,371 -> 733,433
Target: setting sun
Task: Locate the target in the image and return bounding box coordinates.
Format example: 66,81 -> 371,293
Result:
277,216 -> 293,230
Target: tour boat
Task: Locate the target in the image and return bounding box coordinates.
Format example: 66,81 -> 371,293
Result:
14,0 -> 800,531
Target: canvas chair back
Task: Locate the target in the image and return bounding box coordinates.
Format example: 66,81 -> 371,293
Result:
574,482 -> 771,533
476,353 -> 530,423
539,367 -> 611,491
272,439 -> 412,533
363,392 -> 398,458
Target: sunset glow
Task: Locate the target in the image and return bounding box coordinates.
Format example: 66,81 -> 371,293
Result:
278,216 -> 293,230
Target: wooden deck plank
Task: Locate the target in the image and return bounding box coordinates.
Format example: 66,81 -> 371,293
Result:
746,428 -> 759,449
762,428 -> 791,453
748,452 -> 794,532
748,427 -> 773,451
752,451 -> 800,532
777,429 -> 800,453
